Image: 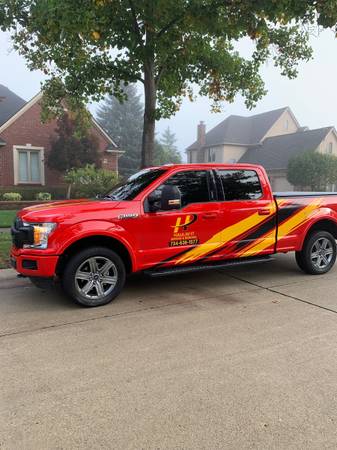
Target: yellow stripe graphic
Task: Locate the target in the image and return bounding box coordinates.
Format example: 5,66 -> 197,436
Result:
238,199 -> 323,257
175,203 -> 275,265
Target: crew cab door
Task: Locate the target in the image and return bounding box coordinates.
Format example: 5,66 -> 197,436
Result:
213,168 -> 277,259
139,169 -> 223,269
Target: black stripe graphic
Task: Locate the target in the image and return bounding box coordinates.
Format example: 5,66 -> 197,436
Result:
277,203 -> 304,224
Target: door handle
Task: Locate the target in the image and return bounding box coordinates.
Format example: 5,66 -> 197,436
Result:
202,212 -> 218,219
258,209 -> 271,216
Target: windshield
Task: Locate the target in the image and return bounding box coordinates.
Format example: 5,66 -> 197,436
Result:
105,168 -> 166,201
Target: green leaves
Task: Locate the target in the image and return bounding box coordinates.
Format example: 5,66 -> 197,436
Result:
64,164 -> 120,198
2,0 -> 333,116
2,0 -> 337,165
287,151 -> 337,191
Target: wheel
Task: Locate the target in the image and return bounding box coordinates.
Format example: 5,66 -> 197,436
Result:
62,247 -> 126,307
29,277 -> 54,290
296,231 -> 336,275
295,251 -> 306,271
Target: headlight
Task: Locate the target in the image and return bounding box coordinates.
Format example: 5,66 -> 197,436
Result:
23,222 -> 57,249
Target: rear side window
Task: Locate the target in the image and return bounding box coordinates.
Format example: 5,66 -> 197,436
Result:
160,170 -> 210,207
217,170 -> 262,200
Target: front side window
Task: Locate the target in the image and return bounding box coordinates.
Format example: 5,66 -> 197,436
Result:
217,169 -> 262,200
158,170 -> 210,207
17,149 -> 42,183
106,168 -> 166,201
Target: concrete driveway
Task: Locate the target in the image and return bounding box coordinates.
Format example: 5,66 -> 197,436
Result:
1,254 -> 337,449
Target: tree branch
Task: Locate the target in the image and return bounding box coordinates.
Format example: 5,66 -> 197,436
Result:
156,0 -> 228,39
128,0 -> 144,49
157,15 -> 184,39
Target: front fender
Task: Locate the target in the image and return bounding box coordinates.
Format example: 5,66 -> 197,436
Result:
49,220 -> 138,269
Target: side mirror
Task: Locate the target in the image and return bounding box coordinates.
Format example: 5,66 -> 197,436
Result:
160,185 -> 181,210
147,189 -> 162,212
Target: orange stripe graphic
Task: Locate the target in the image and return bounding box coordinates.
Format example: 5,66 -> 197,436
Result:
237,199 -> 323,257
175,202 -> 276,265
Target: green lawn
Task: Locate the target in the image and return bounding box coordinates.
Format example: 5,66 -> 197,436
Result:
0,210 -> 17,228
0,232 -> 12,269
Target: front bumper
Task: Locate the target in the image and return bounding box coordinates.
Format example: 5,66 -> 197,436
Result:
10,249 -> 59,278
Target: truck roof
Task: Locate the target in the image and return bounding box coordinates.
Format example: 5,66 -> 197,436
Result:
152,163 -> 264,171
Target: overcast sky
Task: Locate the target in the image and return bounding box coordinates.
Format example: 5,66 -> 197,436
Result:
1,29 -> 337,159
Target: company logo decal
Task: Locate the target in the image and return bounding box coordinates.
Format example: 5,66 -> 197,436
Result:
169,214 -> 199,247
172,215 -> 197,233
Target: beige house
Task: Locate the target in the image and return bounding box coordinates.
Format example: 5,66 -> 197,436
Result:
186,107 -> 337,191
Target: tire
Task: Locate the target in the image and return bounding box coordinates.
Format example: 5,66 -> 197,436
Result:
29,277 -> 54,290
295,251 -> 306,272
62,247 -> 126,307
295,231 -> 336,275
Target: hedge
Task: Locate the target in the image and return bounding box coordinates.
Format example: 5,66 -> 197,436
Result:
0,186 -> 68,200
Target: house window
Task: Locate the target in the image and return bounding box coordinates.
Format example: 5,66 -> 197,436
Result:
14,146 -> 45,185
189,150 -> 198,163
328,142 -> 333,154
284,119 -> 289,130
207,148 -> 216,162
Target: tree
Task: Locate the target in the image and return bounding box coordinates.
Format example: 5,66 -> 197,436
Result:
154,127 -> 182,165
287,151 -> 337,191
96,84 -> 143,178
48,113 -> 100,173
2,1 -> 337,167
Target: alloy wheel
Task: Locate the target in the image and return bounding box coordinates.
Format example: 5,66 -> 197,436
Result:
310,237 -> 334,270
75,256 -> 118,299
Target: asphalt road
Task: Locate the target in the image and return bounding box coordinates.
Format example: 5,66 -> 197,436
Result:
1,254 -> 337,449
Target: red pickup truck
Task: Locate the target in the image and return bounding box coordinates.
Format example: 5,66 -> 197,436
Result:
10,164 -> 337,307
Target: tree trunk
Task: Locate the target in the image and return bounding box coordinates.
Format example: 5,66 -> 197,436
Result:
66,183 -> 72,199
141,61 -> 156,168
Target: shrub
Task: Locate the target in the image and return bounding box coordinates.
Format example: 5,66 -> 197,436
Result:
0,187 -> 67,200
2,192 -> 22,201
64,164 -> 119,198
35,192 -> 52,201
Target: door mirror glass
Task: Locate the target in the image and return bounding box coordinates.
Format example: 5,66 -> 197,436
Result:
160,185 -> 181,210
147,189 -> 162,212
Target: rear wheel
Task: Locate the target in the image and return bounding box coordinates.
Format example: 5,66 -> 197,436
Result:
62,247 -> 126,307
295,231 -> 336,275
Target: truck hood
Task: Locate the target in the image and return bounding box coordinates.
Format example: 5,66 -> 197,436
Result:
18,199 -> 123,223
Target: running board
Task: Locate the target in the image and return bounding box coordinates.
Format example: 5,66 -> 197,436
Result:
145,256 -> 274,278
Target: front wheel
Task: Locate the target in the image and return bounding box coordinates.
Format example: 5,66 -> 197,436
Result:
295,231 -> 336,275
62,247 -> 126,307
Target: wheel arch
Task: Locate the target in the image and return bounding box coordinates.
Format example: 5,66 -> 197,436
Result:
300,218 -> 337,249
56,234 -> 135,276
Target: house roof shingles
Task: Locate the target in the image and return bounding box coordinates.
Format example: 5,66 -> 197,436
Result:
239,127 -> 333,170
187,107 -> 288,150
0,84 -> 26,127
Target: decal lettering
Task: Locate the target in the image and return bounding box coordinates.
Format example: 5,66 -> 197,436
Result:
118,213 -> 139,220
170,214 -> 199,247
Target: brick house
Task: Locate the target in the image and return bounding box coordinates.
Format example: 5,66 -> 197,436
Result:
186,107 -> 337,191
0,85 -> 123,190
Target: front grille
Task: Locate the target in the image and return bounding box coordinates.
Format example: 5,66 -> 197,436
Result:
11,217 -> 34,248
